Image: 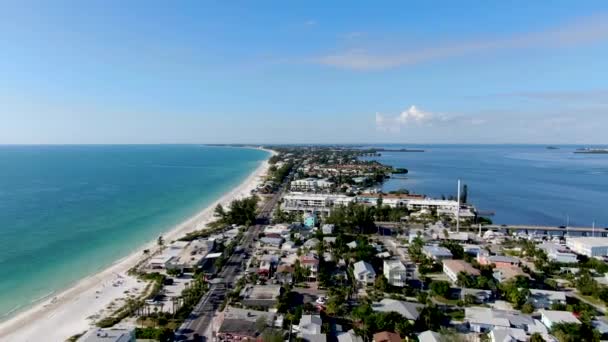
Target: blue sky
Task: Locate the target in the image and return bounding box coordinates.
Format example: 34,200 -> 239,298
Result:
1,1 -> 608,144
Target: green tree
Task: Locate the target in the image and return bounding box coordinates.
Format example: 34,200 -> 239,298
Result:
430,281 -> 451,298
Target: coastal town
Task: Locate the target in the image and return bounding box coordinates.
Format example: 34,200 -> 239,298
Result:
40,147 -> 608,342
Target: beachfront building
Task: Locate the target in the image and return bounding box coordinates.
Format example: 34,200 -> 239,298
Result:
282,192 -> 356,216
538,243 -> 578,263
566,237 -> 608,257
443,259 -> 480,283
290,178 -> 334,192
383,259 -> 408,287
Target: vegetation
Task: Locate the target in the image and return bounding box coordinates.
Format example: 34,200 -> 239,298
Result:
551,322 -> 600,342
135,327 -> 174,342
325,203 -> 376,234
213,196 -> 259,227
429,280 -> 451,298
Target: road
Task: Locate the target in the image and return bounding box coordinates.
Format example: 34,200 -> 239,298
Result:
176,165 -> 295,341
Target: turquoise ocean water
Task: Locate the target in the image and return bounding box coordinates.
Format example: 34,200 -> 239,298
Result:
0,145 -> 268,319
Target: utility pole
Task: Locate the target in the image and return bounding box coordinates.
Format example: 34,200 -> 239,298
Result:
593,220 -> 596,237
456,179 -> 461,233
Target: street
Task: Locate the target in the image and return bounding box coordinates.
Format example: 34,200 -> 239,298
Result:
175,167 -> 294,341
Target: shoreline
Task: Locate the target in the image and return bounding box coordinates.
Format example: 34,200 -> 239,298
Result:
0,147 -> 275,342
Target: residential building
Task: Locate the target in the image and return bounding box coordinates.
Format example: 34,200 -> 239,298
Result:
489,327 -> 527,342
528,289 -> 567,309
383,259 -> 408,287
371,299 -> 424,321
493,267 -> 529,283
464,307 -> 539,333
321,224 -> 335,235
566,237 -> 608,257
538,243 -> 578,263
539,310 -> 581,329
240,284 -> 282,308
443,259 -> 480,283
422,245 -> 453,261
275,265 -> 294,285
353,261 -> 376,285
298,315 -> 322,335
79,328 -> 135,342
477,254 -> 520,268
303,238 -> 321,249
291,178 -> 334,192
300,254 -> 319,280
297,314 -> 326,342
282,192 -> 355,215
260,237 -> 283,247
373,332 -> 402,342
217,307 -> 275,342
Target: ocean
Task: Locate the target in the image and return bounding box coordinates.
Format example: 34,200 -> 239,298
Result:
0,145 -> 269,319
362,144 -> 608,227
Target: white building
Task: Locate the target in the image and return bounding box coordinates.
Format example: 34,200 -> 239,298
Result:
539,310 -> 580,329
353,261 -> 376,285
406,199 -> 476,218
383,259 -> 408,287
538,243 -> 578,263
566,237 -> 608,258
291,178 -> 334,192
282,192 -> 356,215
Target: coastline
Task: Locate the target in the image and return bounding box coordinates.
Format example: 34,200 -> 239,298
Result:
0,147 -> 276,342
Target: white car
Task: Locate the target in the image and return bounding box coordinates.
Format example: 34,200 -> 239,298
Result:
315,296 -> 327,305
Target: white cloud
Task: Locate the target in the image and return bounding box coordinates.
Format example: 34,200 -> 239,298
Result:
396,105 -> 433,124
305,19 -> 317,26
315,13 -> 608,70
376,105 -> 485,133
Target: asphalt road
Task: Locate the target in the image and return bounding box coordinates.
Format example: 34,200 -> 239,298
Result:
175,168 -> 294,341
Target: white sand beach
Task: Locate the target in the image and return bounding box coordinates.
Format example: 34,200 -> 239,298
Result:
0,148 -> 275,342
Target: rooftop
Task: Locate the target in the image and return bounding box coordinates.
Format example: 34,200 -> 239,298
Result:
540,310 -> 581,325
372,299 -> 423,321
567,237 -> 608,247
443,259 -> 480,276
423,245 -> 453,258
353,261 -> 375,275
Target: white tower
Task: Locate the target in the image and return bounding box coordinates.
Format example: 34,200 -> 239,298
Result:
456,179 -> 461,233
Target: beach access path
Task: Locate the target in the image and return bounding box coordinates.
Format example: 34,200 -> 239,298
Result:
0,148 -> 275,342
